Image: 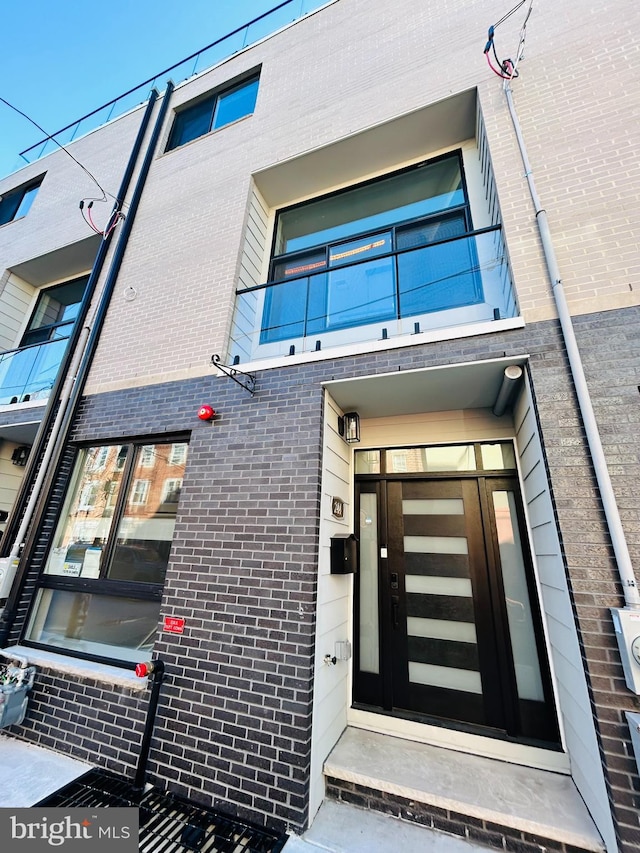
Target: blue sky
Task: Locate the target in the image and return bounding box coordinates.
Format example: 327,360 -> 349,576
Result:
0,1 -> 316,179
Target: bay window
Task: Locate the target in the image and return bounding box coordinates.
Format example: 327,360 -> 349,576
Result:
24,439 -> 188,665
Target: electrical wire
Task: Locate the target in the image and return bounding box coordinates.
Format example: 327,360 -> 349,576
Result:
0,93 -> 127,237
494,0 -> 527,29
0,94 -> 114,203
483,0 -> 533,81
79,199 -> 125,238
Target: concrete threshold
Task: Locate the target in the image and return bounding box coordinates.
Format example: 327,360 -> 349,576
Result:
324,727 -> 604,852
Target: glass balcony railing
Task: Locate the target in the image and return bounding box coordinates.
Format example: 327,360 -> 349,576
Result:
0,338 -> 69,406
228,226 -> 518,364
17,1 -> 331,169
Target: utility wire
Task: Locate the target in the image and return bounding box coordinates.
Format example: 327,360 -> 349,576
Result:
494,0 -> 527,29
483,0 -> 534,80
0,94 -> 114,203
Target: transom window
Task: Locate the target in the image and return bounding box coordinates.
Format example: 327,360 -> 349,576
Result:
272,154 -> 466,256
24,439 -> 188,665
167,73 -> 260,151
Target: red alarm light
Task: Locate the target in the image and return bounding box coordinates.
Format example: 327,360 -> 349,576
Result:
198,404 -> 215,421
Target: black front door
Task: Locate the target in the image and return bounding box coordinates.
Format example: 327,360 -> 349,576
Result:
354,445 -> 559,746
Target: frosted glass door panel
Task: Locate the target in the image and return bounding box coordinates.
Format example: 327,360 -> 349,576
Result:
409,662 -> 482,693
400,482 -> 481,700
404,536 -> 468,555
493,490 -> 544,702
402,499 -> 464,515
359,491 -> 379,674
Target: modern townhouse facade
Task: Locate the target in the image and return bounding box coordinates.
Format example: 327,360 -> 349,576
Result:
0,0 -> 639,850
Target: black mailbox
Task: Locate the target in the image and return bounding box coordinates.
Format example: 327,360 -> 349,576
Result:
330,533 -> 358,574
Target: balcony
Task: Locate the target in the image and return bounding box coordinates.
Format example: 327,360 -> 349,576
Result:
0,338 -> 69,406
228,225 -> 518,364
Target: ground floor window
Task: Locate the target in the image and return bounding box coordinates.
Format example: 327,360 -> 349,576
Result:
24,439 -> 188,665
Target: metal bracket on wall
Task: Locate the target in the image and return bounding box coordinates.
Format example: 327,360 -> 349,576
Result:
211,354 -> 256,396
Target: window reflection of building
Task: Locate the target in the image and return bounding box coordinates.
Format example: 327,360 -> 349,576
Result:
25,439 -> 188,662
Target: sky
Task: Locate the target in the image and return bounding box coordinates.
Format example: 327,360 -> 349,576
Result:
0,1 -> 318,179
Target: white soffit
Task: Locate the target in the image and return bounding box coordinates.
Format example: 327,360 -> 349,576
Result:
10,235 -> 101,287
254,89 -> 477,207
0,419 -> 41,445
323,357 -> 527,419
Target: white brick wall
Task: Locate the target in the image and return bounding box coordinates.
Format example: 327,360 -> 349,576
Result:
2,0 -> 638,392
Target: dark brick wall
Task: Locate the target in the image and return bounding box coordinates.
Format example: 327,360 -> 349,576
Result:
326,776 -> 592,852
531,307 -> 640,853
10,367 -> 325,833
0,402 -> 46,431
7,306 -> 640,842
12,666 -> 147,776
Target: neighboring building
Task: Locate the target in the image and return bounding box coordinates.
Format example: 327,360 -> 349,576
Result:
0,1 -> 639,851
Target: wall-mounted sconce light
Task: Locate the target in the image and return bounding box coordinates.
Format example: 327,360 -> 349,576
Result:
338,411 -> 360,444
11,446 -> 30,467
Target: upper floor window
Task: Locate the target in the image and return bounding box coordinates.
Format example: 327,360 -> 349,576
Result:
0,177 -> 43,226
228,146 -> 519,365
167,73 -> 260,151
262,153 -> 478,344
21,276 -> 88,348
0,275 -> 89,406
169,443 -> 188,466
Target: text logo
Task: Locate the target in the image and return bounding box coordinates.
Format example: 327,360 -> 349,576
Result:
0,808 -> 138,851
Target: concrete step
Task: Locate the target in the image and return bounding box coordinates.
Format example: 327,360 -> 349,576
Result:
323,727 -> 605,852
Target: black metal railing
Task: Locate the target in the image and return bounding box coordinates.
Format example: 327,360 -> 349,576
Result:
229,225 -> 517,363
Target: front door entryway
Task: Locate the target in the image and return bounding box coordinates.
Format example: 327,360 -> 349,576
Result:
353,442 -> 559,746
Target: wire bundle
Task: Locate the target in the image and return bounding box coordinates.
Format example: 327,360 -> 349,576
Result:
484,0 -> 533,80
79,199 -> 125,237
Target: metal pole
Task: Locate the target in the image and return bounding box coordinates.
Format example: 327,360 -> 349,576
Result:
504,82 -> 639,608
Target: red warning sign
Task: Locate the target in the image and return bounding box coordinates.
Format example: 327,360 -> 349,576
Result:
163,616 -> 185,634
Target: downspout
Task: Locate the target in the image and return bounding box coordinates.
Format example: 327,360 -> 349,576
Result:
133,659 -> 165,790
0,89 -> 159,559
0,82 -> 175,645
504,82 -> 640,609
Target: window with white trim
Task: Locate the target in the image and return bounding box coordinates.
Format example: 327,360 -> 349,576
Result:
162,478 -> 183,504
130,479 -> 150,506
169,443 -> 188,466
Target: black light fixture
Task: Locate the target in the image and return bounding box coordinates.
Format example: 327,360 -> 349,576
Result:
11,446 -> 30,467
338,411 -> 360,444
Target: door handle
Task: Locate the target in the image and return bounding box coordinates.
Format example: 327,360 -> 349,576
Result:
392,595 -> 400,628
